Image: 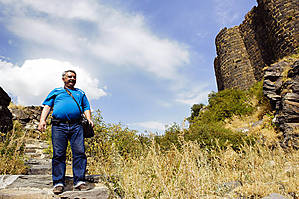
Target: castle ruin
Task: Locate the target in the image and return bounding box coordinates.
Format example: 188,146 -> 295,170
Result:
214,0 -> 298,90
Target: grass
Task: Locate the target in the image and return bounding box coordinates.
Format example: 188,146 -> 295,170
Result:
0,121 -> 28,174
88,140 -> 298,198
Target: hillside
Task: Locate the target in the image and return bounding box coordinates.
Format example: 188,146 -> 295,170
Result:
0,79 -> 298,198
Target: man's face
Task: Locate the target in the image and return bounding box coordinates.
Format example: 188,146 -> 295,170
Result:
63,72 -> 76,88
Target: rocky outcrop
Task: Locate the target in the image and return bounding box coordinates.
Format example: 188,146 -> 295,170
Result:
263,59 -> 299,148
0,87 -> 13,134
9,105 -> 43,131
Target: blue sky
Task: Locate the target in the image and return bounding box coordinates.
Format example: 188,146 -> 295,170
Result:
0,0 -> 257,134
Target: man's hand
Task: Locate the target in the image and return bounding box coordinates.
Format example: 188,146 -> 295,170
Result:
38,105 -> 51,132
84,110 -> 94,127
38,120 -> 47,132
88,119 -> 94,127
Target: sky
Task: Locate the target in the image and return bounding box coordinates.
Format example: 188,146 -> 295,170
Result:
0,0 -> 257,134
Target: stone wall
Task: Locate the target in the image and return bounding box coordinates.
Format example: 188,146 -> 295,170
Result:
0,87 -> 13,133
215,27 -> 257,90
214,0 -> 298,90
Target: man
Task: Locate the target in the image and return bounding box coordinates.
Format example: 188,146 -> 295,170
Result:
38,70 -> 93,194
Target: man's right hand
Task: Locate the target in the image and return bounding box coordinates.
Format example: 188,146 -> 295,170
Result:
38,120 -> 47,132
38,105 -> 51,132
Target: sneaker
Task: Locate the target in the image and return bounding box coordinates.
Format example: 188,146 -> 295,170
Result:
53,185 -> 64,194
74,183 -> 89,191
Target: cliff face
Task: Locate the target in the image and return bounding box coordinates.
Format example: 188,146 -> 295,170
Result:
263,59 -> 299,148
214,0 -> 298,90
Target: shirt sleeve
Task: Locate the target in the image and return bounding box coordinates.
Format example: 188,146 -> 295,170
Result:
81,94 -> 90,112
42,89 -> 56,107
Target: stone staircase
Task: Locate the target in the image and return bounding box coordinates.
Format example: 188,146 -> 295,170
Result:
0,138 -> 111,199
24,138 -> 52,175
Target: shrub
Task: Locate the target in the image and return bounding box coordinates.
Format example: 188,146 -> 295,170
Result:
204,88 -> 254,122
187,121 -> 255,151
154,123 -> 184,151
85,111 -> 149,174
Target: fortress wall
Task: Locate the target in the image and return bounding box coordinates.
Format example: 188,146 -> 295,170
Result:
215,27 -> 257,90
214,56 -> 224,91
257,0 -> 298,59
239,7 -> 269,82
214,0 -> 298,91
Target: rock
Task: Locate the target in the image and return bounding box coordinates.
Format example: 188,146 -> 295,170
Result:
0,87 -> 13,134
263,59 -> 299,148
0,175 -> 111,199
216,181 -> 242,194
261,193 -> 289,199
9,106 -> 42,129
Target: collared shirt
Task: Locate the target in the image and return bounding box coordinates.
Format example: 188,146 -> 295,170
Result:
43,87 -> 90,120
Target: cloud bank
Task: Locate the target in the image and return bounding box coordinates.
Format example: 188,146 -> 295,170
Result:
0,58 -> 106,105
0,0 -> 189,79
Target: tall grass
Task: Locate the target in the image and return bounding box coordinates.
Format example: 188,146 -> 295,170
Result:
0,121 -> 27,174
89,140 -> 298,198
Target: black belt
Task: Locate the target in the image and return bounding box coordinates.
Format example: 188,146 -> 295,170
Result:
51,117 -> 81,125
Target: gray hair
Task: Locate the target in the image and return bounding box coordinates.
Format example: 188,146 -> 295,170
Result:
62,70 -> 76,78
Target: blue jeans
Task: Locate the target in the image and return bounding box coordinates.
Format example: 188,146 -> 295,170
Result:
51,122 -> 87,186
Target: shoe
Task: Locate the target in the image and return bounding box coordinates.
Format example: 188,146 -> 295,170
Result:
53,185 -> 64,194
74,183 -> 89,191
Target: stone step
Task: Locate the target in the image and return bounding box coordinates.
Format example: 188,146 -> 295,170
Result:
24,153 -> 49,159
0,175 -> 111,199
25,143 -> 49,150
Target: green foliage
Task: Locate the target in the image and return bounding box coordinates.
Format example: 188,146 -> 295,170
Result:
85,111 -> 150,172
188,103 -> 205,122
187,121 -> 255,151
155,84 -> 265,152
204,88 -> 254,122
154,123 -> 183,151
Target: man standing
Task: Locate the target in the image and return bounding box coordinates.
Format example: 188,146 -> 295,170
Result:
38,70 -> 93,194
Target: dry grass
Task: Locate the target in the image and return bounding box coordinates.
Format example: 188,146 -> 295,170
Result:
8,102 -> 25,110
0,121 -> 28,174
89,140 -> 298,198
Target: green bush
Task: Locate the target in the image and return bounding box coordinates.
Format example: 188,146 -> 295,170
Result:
187,121 -> 255,151
205,89 -> 254,122
85,111 -> 149,161
154,123 -> 183,151
155,84 -> 264,152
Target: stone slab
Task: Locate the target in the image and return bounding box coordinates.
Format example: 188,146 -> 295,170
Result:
0,175 -> 110,199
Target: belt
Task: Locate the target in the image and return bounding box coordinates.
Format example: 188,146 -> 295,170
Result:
51,117 -> 81,124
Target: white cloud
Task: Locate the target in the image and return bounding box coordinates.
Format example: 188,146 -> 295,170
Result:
176,86 -> 210,106
0,0 -> 190,80
0,58 -> 106,105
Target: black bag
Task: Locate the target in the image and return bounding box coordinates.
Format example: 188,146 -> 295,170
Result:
65,88 -> 94,138
81,114 -> 94,138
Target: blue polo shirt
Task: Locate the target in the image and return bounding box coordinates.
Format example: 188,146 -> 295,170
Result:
42,87 -> 90,120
